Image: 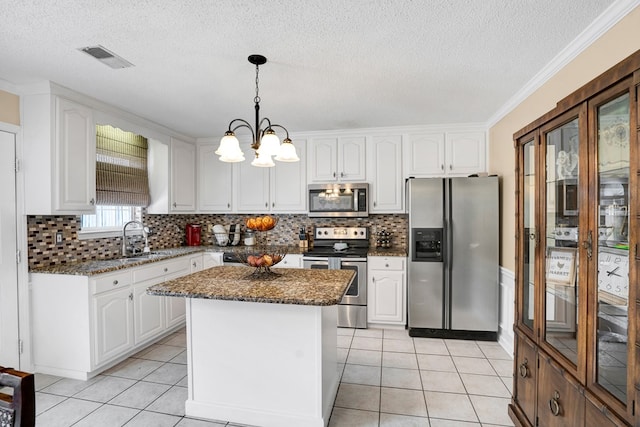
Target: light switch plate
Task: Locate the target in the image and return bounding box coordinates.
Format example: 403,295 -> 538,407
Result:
56,232 -> 63,244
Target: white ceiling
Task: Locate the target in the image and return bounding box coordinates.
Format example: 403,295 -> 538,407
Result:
0,1 -> 629,139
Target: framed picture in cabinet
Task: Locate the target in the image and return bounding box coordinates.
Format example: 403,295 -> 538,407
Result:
546,247 -> 577,286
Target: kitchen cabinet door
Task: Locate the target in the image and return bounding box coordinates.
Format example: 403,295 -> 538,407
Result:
403,132 -> 445,177
55,97 -> 96,212
338,136 -> 366,181
133,281 -> 165,345
308,136 -> 365,182
198,142 -> 232,212
369,135 -> 403,212
234,159 -> 270,212
308,137 -> 338,182
93,287 -> 134,366
445,131 -> 486,175
270,139 -> 306,212
368,257 -> 406,325
170,138 -> 197,212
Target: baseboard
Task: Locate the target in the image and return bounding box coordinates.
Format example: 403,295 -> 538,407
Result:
498,266 -> 515,357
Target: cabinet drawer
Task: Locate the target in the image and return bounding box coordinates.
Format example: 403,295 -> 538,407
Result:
368,257 -> 405,270
133,258 -> 190,282
92,270 -> 132,295
537,352 -> 585,427
513,332 -> 537,426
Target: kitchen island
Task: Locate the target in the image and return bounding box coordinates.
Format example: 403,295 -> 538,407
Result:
147,265 -> 355,427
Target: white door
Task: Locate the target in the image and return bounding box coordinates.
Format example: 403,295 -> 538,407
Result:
0,131 -> 19,367
170,138 -> 197,212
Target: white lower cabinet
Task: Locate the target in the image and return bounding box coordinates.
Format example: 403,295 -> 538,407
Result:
31,254 -> 197,380
367,256 -> 406,326
94,286 -> 134,366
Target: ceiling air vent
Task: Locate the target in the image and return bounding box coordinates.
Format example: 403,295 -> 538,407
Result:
78,45 -> 134,69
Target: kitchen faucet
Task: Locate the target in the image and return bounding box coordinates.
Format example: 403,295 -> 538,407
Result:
122,220 -> 150,257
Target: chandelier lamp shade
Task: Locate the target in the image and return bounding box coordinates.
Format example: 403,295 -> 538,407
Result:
215,54 -> 299,167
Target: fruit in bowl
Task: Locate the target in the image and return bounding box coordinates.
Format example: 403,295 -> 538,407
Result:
244,253 -> 283,268
245,215 -> 278,231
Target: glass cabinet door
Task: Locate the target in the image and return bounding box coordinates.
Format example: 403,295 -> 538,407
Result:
521,139 -> 536,330
543,117 -> 580,366
595,92 -> 630,403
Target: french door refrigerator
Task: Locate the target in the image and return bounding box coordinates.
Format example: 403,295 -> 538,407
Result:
407,177 -> 499,340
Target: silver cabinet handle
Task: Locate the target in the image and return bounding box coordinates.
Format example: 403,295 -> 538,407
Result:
113,280 -> 119,285
449,164 -> 452,170
373,201 -> 377,207
164,267 -> 168,273
265,202 -> 268,208
385,264 -> 389,268
272,202 -> 275,207
173,202 -> 177,208
340,172 -> 345,178
90,198 -> 95,205
129,293 -> 133,301
192,262 -> 197,267
227,203 -> 230,208
441,164 -> 444,170
333,172 -> 336,178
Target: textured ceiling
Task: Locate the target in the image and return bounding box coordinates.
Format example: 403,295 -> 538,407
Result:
0,0 -> 623,138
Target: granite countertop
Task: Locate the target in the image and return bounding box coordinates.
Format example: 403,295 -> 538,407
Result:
29,244 -> 406,276
147,266 -> 356,306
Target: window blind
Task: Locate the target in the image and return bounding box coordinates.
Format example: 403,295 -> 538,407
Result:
95,125 -> 151,206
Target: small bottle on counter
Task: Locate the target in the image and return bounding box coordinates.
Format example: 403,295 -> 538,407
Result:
244,230 -> 255,246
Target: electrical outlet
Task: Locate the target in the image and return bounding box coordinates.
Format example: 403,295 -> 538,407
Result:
207,224 -> 214,233
56,232 -> 63,244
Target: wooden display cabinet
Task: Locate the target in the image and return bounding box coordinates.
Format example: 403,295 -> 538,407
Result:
511,49 -> 640,426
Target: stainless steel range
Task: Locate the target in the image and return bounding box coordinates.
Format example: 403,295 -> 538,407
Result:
303,226 -> 369,329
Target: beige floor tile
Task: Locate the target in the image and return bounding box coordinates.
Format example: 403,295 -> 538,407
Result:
445,341 -> 484,358
383,351 -> 419,369
342,364 -> 382,386
460,373 -> 511,397
73,376 -> 136,402
379,412 -> 430,426
417,354 -> 457,372
105,358 -> 164,380
72,404 -> 139,427
383,329 -> 412,340
424,391 -> 478,422
413,338 -> 449,355
337,327 -> 356,337
329,407 -> 379,427
380,387 -> 428,417
176,417 -> 228,426
143,362 -> 188,385
469,395 -> 514,425
421,370 -> 466,393
453,356 -> 496,375
356,328 -> 384,338
429,419 -> 481,426
35,398 -> 101,426
347,349 -> 383,366
334,383 -> 381,412
40,376 -> 104,397
145,385 -> 188,416
35,392 -> 66,415
109,381 -> 172,409
338,335 -> 353,348
138,344 -> 185,362
352,336 -> 383,351
338,347 -> 349,364
124,410 -> 182,427
384,338 -> 415,353
34,373 -> 63,391
381,367 -> 422,390
489,359 -> 513,377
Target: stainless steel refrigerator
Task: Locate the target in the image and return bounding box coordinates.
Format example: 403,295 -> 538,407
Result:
407,177 -> 499,340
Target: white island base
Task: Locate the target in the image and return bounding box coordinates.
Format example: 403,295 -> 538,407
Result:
185,298 -> 339,427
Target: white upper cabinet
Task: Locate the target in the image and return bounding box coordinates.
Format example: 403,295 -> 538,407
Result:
235,139 -> 307,213
308,136 -> 366,182
368,135 -> 403,213
23,94 -> 96,214
445,131 -> 486,175
170,138 -> 197,212
197,142 -> 233,212
404,130 -> 486,177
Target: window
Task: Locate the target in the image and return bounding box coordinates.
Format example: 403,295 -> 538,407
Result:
79,206 -> 143,238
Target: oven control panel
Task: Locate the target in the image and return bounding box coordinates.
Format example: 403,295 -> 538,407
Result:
315,227 -> 368,240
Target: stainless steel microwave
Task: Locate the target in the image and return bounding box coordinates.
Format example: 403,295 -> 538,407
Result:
308,183 -> 369,217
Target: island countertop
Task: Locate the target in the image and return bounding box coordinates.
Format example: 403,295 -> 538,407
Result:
146,265 -> 355,306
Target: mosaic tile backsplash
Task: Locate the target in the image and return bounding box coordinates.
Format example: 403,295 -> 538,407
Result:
27,213 -> 408,269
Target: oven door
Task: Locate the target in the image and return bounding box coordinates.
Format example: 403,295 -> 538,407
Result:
302,257 -> 366,305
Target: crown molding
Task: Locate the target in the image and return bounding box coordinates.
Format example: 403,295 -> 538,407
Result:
486,0 -> 640,128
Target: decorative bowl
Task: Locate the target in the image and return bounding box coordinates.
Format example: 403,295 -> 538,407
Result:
245,215 -> 278,231
233,246 -> 288,276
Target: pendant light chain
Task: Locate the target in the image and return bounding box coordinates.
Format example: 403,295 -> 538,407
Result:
254,63 -> 261,104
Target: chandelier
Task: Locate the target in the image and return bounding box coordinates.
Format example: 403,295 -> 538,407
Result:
215,54 -> 299,167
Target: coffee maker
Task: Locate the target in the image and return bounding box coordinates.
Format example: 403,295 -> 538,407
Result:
186,224 -> 201,246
